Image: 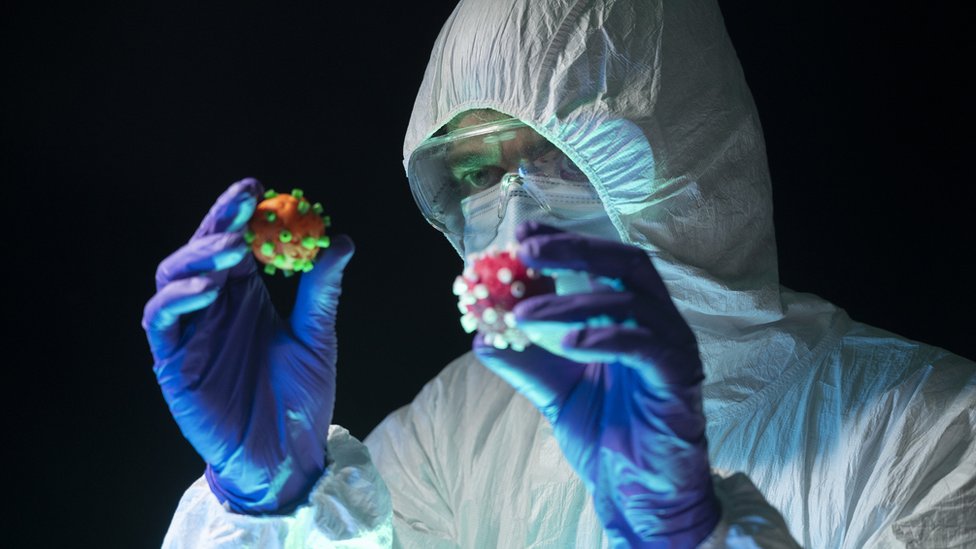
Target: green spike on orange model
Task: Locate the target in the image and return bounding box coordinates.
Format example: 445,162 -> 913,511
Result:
247,185 -> 332,276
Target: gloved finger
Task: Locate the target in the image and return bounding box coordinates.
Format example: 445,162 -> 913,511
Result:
516,223 -> 672,302
289,234 -> 355,361
514,290 -> 665,328
515,291 -> 696,356
191,178 -> 263,240
474,335 -> 584,420
142,275 -> 221,359
560,325 -> 703,388
515,221 -> 565,240
155,232 -> 248,289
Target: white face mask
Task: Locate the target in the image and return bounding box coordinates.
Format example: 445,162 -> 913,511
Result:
460,174 -> 618,258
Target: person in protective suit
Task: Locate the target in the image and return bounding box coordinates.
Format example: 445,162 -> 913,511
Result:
144,0 -> 976,546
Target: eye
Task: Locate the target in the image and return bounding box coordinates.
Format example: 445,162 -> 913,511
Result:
457,166 -> 506,190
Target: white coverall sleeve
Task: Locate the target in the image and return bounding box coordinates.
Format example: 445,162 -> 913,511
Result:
161,425 -> 394,548
362,358 -> 804,548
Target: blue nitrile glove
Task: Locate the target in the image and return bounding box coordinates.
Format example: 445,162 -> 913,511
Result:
142,178 -> 355,515
474,222 -> 719,547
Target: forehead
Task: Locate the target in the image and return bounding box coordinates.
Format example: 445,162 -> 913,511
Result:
444,115 -> 546,168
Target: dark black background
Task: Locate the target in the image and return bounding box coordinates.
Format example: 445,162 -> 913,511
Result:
3,1 -> 972,547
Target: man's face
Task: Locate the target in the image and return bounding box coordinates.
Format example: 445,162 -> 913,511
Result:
408,108 -> 605,253
444,109 -> 572,196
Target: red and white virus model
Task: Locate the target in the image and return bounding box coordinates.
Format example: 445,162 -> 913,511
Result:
245,188 -> 331,276
454,245 -> 555,351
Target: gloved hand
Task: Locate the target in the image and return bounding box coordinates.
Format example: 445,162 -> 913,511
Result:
142,178 -> 355,515
474,221 -> 719,547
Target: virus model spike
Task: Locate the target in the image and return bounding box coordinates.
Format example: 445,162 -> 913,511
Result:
247,186 -> 331,276
453,244 -> 555,352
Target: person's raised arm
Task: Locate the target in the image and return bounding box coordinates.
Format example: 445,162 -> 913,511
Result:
143,179 -> 392,546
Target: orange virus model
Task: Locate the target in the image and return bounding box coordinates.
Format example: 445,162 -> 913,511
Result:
245,188 -> 331,276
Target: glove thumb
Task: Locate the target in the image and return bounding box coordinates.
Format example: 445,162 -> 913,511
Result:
290,234 -> 355,359
474,336 -> 584,422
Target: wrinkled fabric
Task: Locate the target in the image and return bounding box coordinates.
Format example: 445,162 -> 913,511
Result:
366,325 -> 974,548
370,354 -> 805,548
163,0 -> 975,546
163,426 -> 393,548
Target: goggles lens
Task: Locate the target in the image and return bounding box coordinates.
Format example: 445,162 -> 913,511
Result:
408,118 -> 591,236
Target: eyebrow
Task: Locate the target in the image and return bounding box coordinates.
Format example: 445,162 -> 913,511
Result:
447,151 -> 496,171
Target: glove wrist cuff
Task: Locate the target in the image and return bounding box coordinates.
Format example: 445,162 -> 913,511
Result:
606,490 -> 721,547
205,460 -> 325,516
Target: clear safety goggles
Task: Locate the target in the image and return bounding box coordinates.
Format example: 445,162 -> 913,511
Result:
407,117 -> 593,238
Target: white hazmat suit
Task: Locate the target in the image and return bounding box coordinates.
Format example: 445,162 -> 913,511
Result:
164,0 -> 976,546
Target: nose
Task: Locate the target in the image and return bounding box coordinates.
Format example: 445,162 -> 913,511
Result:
497,174 -> 523,219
